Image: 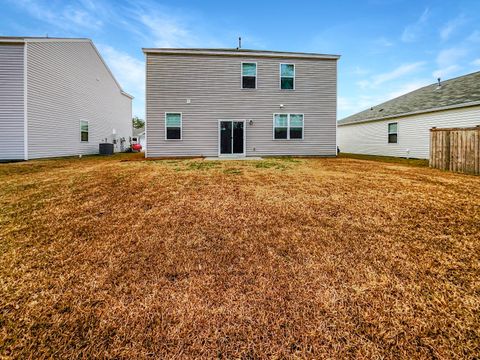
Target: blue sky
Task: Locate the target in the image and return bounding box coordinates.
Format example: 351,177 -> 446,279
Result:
1,0 -> 479,120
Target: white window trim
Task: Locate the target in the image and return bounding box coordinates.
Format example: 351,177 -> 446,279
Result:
279,63 -> 295,90
388,122 -> 398,144
272,113 -> 304,140
241,62 -> 257,90
165,112 -> 183,141
80,120 -> 89,143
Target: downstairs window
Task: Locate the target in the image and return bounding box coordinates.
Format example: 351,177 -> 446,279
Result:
388,122 -> 398,143
274,114 -> 304,139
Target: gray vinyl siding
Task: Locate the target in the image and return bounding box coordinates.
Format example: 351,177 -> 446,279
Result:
146,54 -> 337,157
337,105 -> 480,159
26,41 -> 132,159
0,44 -> 24,160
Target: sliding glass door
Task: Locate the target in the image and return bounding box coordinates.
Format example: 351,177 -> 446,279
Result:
219,121 -> 245,156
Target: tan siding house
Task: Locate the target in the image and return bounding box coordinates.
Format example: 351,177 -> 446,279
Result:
143,48 -> 339,158
0,37 -> 133,161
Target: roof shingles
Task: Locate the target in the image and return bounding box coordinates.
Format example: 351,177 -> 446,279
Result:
338,71 -> 480,126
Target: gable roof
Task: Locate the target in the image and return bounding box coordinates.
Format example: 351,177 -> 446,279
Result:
0,36 -> 133,99
142,48 -> 340,60
338,71 -> 480,126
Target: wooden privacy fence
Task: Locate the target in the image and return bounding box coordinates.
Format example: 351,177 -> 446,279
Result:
430,126 -> 480,175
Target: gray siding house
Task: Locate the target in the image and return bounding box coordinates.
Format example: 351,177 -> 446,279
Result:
143,48 -> 339,158
0,37 -> 133,161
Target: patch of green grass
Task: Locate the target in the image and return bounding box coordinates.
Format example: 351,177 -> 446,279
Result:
223,168 -> 242,175
276,157 -> 301,163
187,161 -> 219,171
254,161 -> 278,169
339,153 -> 429,167
260,162 -> 287,170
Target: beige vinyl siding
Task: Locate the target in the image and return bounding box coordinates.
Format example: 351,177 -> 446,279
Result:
26,41 -> 132,159
0,44 -> 24,160
337,105 -> 480,159
146,54 -> 337,157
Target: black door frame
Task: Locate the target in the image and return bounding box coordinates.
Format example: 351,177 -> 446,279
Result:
218,120 -> 246,157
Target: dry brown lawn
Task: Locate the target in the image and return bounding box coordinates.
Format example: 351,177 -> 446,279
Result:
0,153 -> 479,359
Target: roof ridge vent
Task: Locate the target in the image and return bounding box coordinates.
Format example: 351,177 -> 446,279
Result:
436,77 -> 442,90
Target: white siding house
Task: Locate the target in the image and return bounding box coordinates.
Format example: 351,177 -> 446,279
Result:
0,37 -> 133,161
338,72 -> 480,159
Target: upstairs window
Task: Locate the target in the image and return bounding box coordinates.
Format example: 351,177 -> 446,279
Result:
280,63 -> 295,90
80,120 -> 89,142
241,62 -> 257,89
165,113 -> 182,140
274,114 -> 304,139
388,122 -> 398,143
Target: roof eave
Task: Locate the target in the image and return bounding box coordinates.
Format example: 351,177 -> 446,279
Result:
338,100 -> 480,126
121,90 -> 134,99
142,48 -> 340,60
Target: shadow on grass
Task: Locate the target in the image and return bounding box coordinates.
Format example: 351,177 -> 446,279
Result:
339,153 -> 429,168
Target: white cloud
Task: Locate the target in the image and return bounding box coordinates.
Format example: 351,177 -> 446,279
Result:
471,59 -> 480,67
358,62 -> 426,89
338,94 -> 386,118
373,62 -> 426,85
433,65 -> 460,79
436,47 -> 469,67
440,15 -> 466,41
139,13 -> 195,48
351,66 -> 370,76
386,79 -> 432,99
339,79 -> 433,119
401,8 -> 429,42
374,37 -> 394,47
12,0 -> 103,31
433,47 -> 468,79
124,1 -> 224,49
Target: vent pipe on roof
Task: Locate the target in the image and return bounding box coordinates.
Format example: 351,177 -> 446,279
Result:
436,77 -> 442,89
237,37 -> 242,50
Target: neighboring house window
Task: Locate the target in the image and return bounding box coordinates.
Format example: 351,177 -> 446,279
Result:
388,122 -> 398,143
80,120 -> 89,142
165,113 -> 182,140
241,62 -> 257,89
280,64 -> 295,90
274,114 -> 304,139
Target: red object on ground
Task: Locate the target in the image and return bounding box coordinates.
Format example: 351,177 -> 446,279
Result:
132,144 -> 142,151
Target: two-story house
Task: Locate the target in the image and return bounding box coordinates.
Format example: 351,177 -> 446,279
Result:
0,36 -> 133,161
143,48 -> 339,158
